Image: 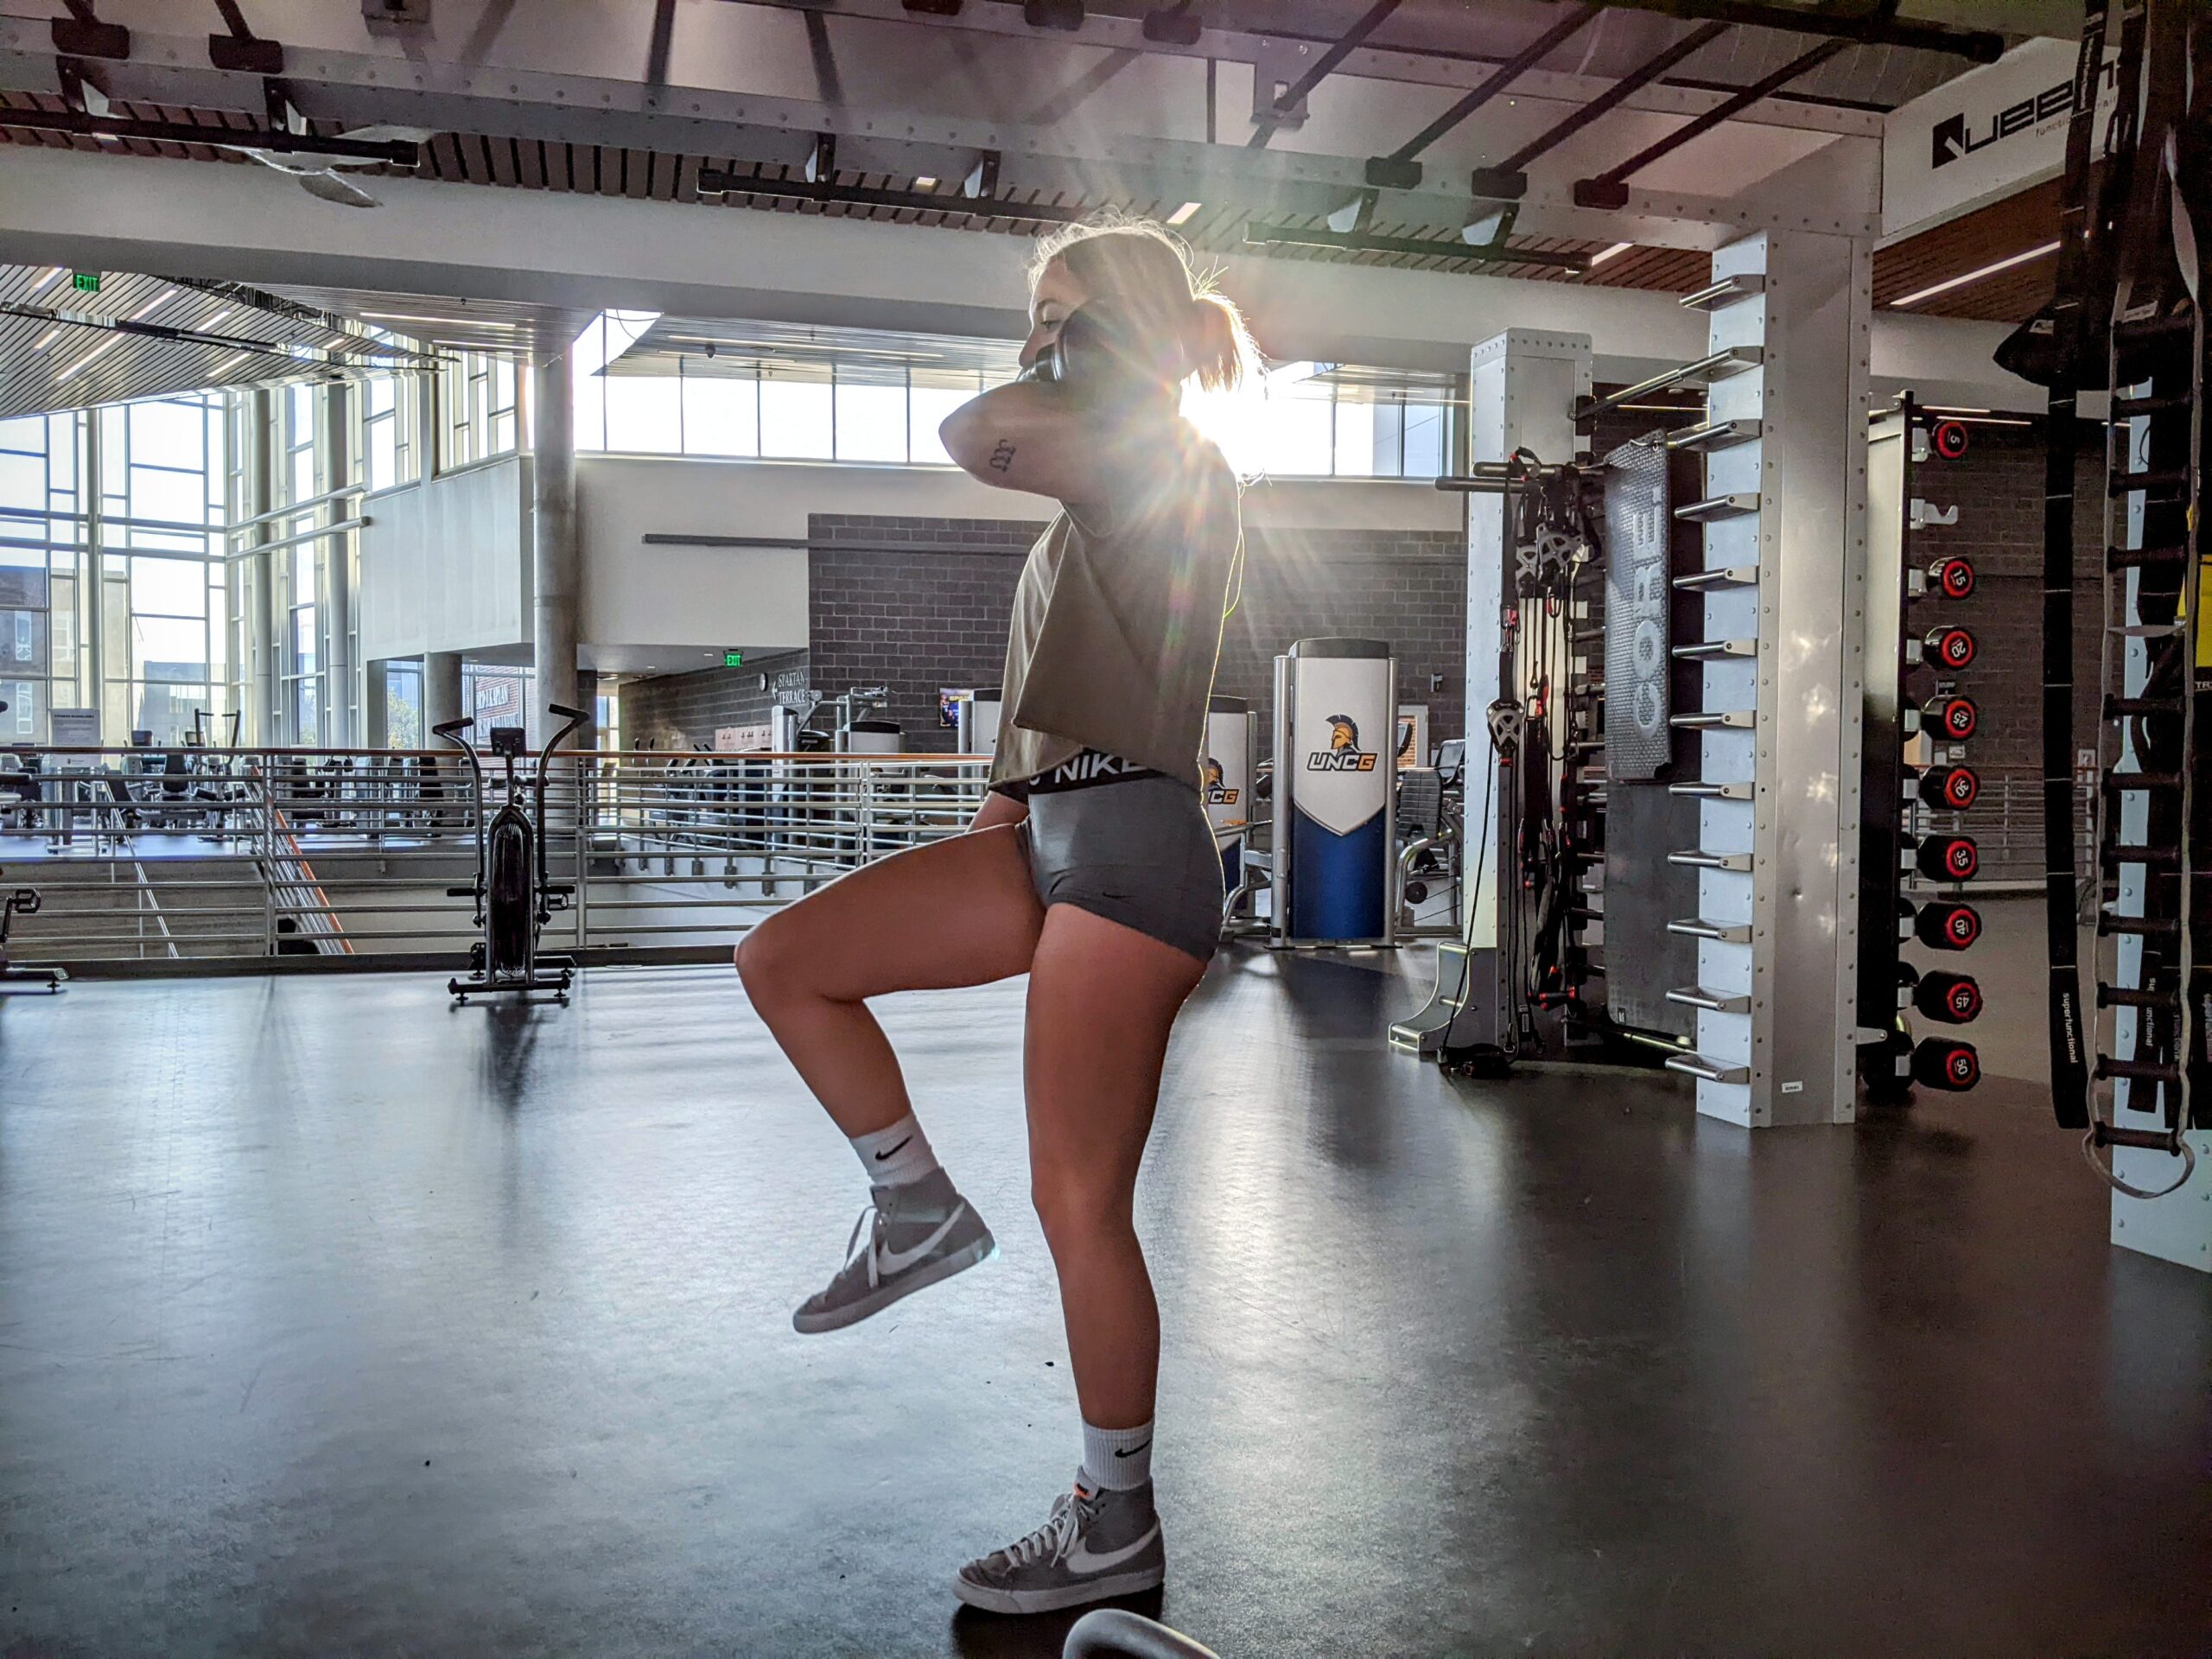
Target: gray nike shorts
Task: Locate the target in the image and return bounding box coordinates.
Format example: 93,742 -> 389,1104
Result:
1014,772 -> 1224,965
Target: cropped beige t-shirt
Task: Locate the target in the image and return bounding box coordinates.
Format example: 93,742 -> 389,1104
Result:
990,423 -> 1242,791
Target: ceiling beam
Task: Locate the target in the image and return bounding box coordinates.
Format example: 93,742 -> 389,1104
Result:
1574,35 -> 1852,207
715,0 -> 1881,131
1584,0 -> 2001,60
1247,0 -> 1402,148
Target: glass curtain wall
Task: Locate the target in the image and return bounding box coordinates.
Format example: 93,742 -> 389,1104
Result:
438,349 -> 525,471
0,411 -> 76,743
0,397 -> 233,746
0,362 -> 444,752
572,315 -> 1459,480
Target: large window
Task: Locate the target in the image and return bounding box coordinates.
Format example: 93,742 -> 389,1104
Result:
0,410 -> 75,743
357,369 -> 419,493
383,660 -> 423,748
99,395 -> 229,745
439,349 -> 524,471
572,314 -> 1458,480
0,396 -> 236,746
464,663 -> 536,744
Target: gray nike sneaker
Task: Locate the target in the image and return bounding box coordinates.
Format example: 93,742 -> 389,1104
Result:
791,1169 -> 995,1334
954,1473 -> 1166,1615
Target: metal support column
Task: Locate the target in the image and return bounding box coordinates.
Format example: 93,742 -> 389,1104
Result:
423,651 -> 464,733
323,384 -> 354,747
1673,230 -> 1871,1126
247,389 -> 277,746
531,354 -> 583,746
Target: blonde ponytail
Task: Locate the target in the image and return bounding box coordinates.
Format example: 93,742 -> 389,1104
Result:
1030,212 -> 1255,393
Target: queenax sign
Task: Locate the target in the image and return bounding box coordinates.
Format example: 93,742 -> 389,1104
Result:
1882,37 -> 2119,239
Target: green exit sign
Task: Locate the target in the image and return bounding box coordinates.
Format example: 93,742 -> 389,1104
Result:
72,271 -> 99,294
722,650 -> 745,668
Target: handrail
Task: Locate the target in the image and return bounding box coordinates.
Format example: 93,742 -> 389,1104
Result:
0,746 -> 995,969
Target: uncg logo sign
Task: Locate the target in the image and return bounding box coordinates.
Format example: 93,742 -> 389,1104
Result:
1202,755 -> 1240,805
1306,715 -> 1379,772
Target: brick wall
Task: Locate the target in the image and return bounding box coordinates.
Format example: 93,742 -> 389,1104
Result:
621,647 -> 809,751
804,512 -> 1471,756
806,515 -> 1040,751
1220,526 -> 1469,756
1909,418 -> 2105,779
622,421 -> 2095,774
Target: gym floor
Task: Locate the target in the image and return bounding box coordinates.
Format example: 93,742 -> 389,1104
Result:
2,932 -> 2206,1657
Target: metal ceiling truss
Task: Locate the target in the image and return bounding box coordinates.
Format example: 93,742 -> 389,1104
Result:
0,3 -> 1893,257
747,1 -> 2000,90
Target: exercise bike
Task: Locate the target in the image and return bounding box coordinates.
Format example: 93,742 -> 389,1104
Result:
435,702 -> 589,1006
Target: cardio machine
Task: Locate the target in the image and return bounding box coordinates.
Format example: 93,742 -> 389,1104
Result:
435,702 -> 589,1006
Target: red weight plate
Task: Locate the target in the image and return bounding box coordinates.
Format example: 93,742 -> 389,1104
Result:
1929,626 -> 1977,670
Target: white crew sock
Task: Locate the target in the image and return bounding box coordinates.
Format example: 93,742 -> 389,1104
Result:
1081,1419 -> 1154,1491
849,1114 -> 940,1188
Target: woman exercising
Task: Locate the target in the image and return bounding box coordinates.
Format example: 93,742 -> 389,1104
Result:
735,217 -> 1251,1615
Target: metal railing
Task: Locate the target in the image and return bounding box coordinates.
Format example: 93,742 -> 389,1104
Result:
0,746 -> 988,969
0,746 -> 2077,972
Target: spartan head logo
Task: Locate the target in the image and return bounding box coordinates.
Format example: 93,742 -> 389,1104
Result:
1202,756 -> 1224,789
1308,715 -> 1379,772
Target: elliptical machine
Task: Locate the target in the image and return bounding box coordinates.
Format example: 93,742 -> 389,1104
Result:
435,702 -> 589,1006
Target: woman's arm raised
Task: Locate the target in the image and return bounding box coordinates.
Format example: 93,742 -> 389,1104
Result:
939,380 -> 1113,505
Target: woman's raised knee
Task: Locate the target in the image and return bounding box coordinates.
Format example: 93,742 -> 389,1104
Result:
735,918 -> 802,1007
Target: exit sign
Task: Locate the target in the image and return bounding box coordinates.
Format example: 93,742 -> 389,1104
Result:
722,650 -> 745,667
72,271 -> 99,294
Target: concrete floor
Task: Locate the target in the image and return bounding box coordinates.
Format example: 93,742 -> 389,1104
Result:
1,947 -> 2207,1658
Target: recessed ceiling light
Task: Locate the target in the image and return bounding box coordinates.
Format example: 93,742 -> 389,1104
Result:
1891,240 -> 2059,308
1166,200 -> 1202,226
914,175 -> 938,189
1588,241 -> 1633,267
29,266 -> 65,295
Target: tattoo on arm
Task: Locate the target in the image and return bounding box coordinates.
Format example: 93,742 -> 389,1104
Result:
988,438 -> 1016,474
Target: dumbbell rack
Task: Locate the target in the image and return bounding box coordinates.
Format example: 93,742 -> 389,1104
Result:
1859,395 -> 1985,1096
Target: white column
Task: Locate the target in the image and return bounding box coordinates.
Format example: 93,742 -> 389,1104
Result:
1681,230 -> 1871,1128
531,355 -> 582,742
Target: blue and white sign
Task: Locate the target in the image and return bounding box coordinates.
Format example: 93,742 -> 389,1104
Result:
1204,696 -> 1251,894
1281,639 -> 1393,944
